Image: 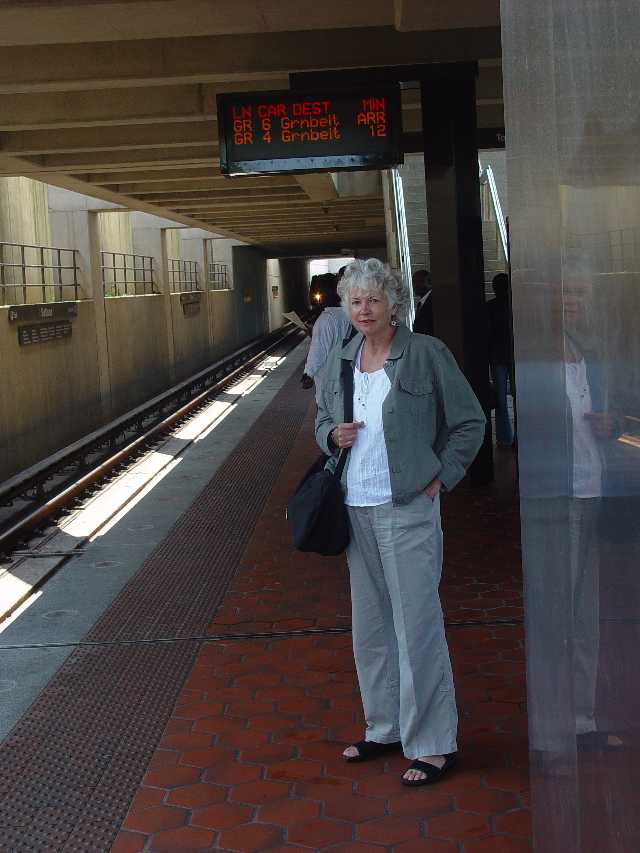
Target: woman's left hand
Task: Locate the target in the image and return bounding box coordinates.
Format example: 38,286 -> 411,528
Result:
424,478 -> 442,499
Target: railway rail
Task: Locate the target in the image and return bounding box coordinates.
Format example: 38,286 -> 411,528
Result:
0,324 -> 304,606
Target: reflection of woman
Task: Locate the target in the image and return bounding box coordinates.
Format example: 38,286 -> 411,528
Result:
528,278 -> 624,758
315,259 -> 485,786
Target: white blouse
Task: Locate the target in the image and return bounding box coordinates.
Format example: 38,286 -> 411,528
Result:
345,348 -> 392,507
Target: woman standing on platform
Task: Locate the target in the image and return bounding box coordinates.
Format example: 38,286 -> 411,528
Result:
315,259 -> 485,786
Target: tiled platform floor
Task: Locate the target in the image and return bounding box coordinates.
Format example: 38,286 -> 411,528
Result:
113,403 -> 530,852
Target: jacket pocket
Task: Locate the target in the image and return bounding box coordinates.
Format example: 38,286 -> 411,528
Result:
398,377 -> 434,396
397,377 -> 434,429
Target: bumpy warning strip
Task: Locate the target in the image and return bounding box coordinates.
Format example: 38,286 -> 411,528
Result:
112,403 -> 531,853
0,366 -> 312,852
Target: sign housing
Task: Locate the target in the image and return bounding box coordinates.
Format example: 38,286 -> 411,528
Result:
218,86 -> 403,176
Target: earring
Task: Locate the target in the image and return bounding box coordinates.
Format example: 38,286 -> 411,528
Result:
390,317 -> 399,327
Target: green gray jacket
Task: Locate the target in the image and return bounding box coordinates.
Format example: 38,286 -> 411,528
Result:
315,324 -> 486,505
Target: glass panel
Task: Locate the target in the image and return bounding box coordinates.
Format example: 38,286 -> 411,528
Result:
502,0 -> 640,849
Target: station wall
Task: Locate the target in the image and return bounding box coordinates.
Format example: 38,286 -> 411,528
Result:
0,260 -> 280,479
170,291 -> 211,383
104,294 -> 171,415
232,246 -> 268,345
278,258 -> 311,317
267,257 -> 310,330
0,183 -> 296,481
0,300 -> 103,479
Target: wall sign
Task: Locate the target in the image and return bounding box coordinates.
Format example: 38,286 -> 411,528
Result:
217,86 -> 403,175
180,291 -> 202,317
18,321 -> 72,346
8,302 -> 78,324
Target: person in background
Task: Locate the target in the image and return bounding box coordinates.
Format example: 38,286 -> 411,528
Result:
301,267 -> 352,393
411,268 -> 433,336
487,272 -> 514,446
316,258 -> 485,787
308,272 -> 338,318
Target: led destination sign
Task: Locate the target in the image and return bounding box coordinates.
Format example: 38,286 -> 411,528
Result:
217,86 -> 402,175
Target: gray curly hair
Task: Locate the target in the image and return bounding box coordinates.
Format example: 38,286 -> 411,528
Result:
337,258 -> 409,309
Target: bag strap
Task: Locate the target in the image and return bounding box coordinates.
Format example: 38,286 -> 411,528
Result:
342,324 -> 358,346
342,356 -> 354,422
335,358 -> 354,479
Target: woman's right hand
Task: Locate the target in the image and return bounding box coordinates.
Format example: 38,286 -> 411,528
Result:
331,421 -> 365,449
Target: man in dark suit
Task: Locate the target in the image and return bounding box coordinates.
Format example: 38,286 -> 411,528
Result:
411,269 -> 433,336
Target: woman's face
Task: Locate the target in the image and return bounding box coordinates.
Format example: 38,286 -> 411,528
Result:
347,287 -> 394,337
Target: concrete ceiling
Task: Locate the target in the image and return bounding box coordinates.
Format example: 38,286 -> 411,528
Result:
0,0 -> 504,257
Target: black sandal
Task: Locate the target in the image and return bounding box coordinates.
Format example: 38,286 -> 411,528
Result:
344,740 -> 402,763
401,752 -> 458,786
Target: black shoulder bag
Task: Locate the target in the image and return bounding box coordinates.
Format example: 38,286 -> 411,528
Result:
286,360 -> 353,556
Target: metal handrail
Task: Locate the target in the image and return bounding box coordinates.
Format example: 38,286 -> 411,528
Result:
101,251 -> 156,297
479,164 -> 509,263
0,239 -> 78,253
208,262 -> 230,290
168,258 -> 201,293
0,240 -> 80,305
391,168 -> 414,325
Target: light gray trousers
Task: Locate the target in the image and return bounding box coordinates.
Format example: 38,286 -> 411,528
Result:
346,492 -> 458,759
526,497 -> 600,752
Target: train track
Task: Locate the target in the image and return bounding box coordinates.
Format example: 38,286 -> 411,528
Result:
0,325 -> 304,611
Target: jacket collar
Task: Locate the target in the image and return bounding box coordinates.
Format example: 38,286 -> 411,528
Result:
341,323 -> 411,362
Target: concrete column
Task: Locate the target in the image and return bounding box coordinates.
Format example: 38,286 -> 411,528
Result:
279,257 -> 309,316
178,232 -> 207,283
132,224 -> 176,383
158,229 -> 176,384
87,211 -> 113,418
180,228 -> 215,350
48,192 -> 124,420
0,177 -> 53,302
0,177 -> 51,247
179,231 -> 210,345
421,70 -> 493,484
